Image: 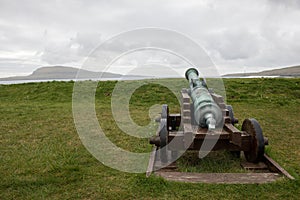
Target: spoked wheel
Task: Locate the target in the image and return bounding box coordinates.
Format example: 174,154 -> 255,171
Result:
226,105 -> 240,158
159,105 -> 169,163
242,118 -> 265,163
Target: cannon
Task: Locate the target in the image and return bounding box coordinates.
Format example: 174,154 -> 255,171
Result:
150,68 -> 268,164
185,68 -> 223,131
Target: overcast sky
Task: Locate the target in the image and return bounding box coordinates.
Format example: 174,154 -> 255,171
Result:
1,0 -> 300,77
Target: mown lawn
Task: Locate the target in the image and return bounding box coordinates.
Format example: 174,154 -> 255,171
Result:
0,78 -> 299,199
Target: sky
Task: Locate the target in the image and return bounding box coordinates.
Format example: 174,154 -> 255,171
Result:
0,0 -> 300,77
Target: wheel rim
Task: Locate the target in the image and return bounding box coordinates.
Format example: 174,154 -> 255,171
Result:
159,105 -> 169,163
242,118 -> 265,163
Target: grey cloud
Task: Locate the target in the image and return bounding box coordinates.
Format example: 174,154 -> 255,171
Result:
0,0 -> 300,77
0,23 -> 44,52
71,32 -> 102,55
205,28 -> 262,60
40,31 -> 102,65
267,0 -> 300,9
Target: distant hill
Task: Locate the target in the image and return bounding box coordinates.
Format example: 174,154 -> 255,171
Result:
2,65 -> 299,81
0,66 -> 125,81
223,65 -> 300,77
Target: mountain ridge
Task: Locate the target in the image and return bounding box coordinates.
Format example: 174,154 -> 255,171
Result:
0,66 -> 123,81
1,65 -> 300,81
223,65 -> 300,77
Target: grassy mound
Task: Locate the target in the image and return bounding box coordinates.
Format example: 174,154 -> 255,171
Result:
0,78 -> 299,199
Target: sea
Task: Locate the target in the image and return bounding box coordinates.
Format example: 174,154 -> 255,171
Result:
0,75 -> 295,85
0,76 -> 155,85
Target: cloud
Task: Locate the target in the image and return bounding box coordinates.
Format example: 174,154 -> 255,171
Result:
0,0 -> 300,77
40,31 -> 102,65
267,0 -> 300,9
205,28 -> 262,60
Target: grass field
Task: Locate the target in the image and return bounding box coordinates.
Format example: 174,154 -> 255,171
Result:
0,78 -> 300,199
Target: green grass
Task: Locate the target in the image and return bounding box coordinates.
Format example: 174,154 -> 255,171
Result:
176,150 -> 247,173
0,78 -> 300,199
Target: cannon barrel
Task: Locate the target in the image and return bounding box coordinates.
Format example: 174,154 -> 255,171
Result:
185,68 -> 223,130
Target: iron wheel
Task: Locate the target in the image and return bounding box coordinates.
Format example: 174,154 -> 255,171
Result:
242,118 -> 265,163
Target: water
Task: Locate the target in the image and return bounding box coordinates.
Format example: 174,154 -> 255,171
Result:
0,77 -> 152,85
0,75 -> 296,85
222,75 -> 280,78
0,79 -> 72,85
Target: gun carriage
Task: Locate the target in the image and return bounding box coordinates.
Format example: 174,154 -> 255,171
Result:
150,68 -> 267,164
